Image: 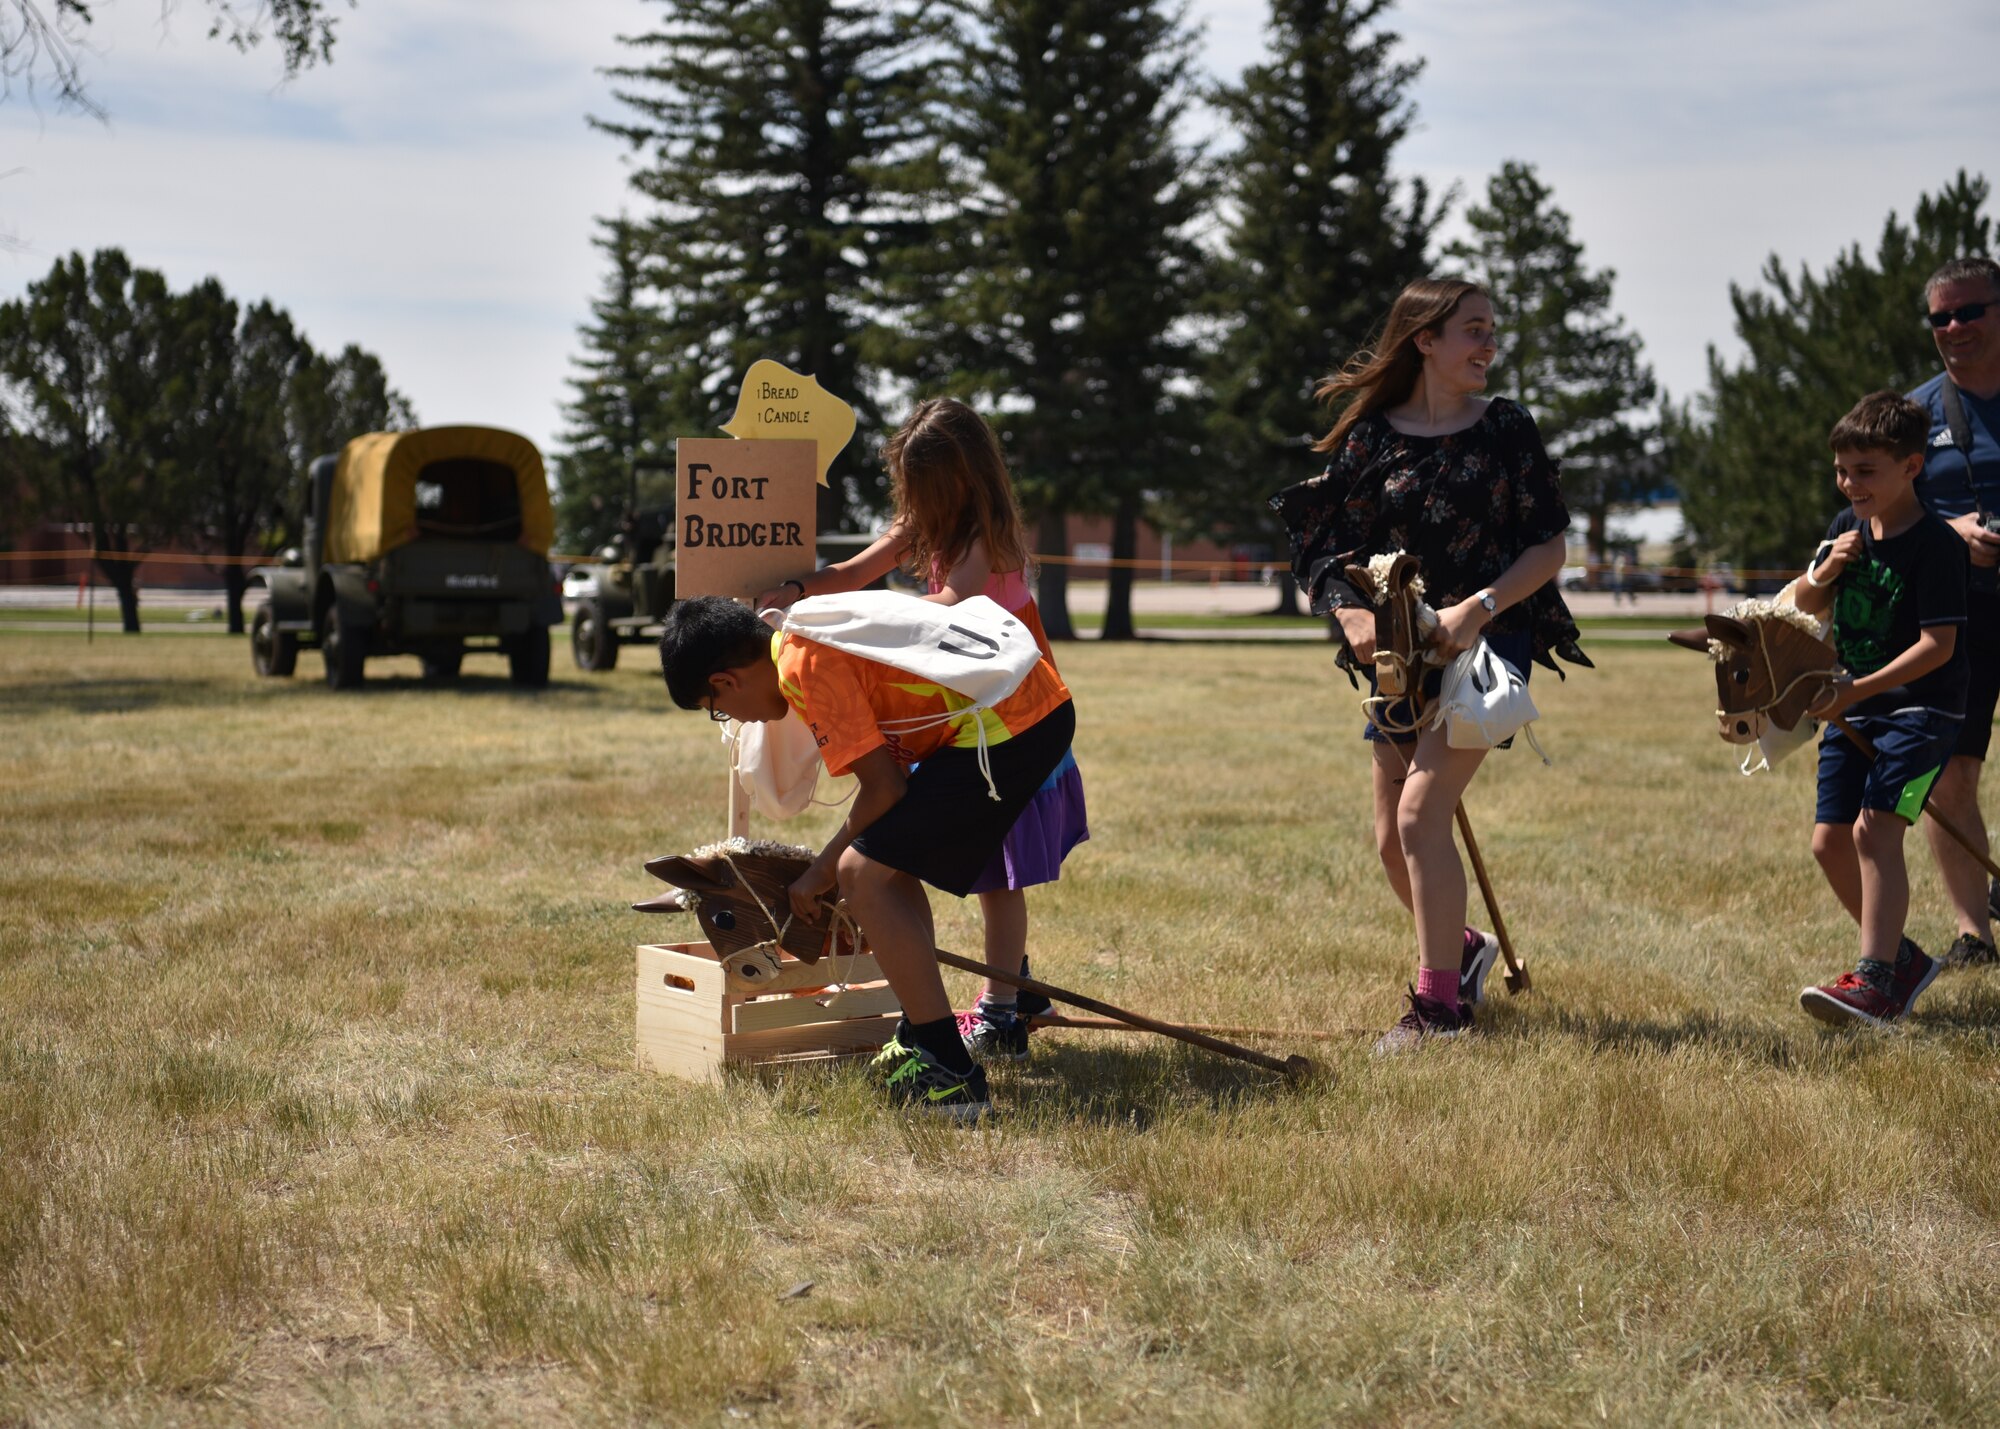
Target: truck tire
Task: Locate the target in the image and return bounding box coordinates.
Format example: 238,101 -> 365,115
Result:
571,600 -> 618,671
508,626 -> 551,688
421,646 -> 464,682
322,605 -> 369,689
251,605 -> 297,677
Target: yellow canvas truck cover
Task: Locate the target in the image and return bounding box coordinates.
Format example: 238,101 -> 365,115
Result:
324,426 -> 553,563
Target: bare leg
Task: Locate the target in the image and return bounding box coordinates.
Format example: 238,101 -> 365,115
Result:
837,848 -> 948,1023
1922,755 -> 1991,941
976,887 -> 1029,999
1396,727 -> 1490,974
1812,820 -> 1864,924
1371,740 -> 1414,913
1853,811 -> 1911,965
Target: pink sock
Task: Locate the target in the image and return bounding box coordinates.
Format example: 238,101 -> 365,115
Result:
1462,925 -> 1481,956
1416,966 -> 1458,1007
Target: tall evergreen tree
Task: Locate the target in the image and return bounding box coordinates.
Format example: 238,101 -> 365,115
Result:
1446,162 -> 1657,564
894,0 -> 1211,639
1673,173 -> 1991,572
1187,0 -> 1441,614
553,216 -> 681,555
0,249 -> 178,632
594,0 -> 945,529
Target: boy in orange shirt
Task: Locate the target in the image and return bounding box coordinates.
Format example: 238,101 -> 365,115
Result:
659,595 -> 1076,1119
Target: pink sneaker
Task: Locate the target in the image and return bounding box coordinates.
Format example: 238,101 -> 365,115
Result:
1799,971 -> 1897,1028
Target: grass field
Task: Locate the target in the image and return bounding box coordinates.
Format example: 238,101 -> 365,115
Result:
3,631 -> 1998,1425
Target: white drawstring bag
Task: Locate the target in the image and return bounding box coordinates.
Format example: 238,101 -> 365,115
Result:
1434,638 -> 1547,762
773,591 -> 1045,799
724,710 -> 826,818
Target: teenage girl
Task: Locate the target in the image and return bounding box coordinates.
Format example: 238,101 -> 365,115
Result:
756,396 -> 1089,1059
1272,278 -> 1585,1052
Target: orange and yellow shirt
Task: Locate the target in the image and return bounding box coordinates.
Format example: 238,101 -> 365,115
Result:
773,630 -> 1071,777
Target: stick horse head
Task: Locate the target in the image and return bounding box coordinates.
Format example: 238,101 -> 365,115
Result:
1667,596 -> 1837,747
1342,551 -> 1441,703
634,839 -> 862,988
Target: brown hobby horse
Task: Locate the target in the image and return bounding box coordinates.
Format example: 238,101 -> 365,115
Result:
1346,555 -> 1531,994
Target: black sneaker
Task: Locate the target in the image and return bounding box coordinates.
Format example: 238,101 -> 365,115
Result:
956,1006 -> 1030,1063
1015,955 -> 1052,1019
872,1027 -> 991,1121
1988,876 -> 2000,927
1460,928 -> 1501,1007
1941,932 -> 1998,969
1371,986 -> 1476,1056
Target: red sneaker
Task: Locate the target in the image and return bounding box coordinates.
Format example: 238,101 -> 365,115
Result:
1890,941 -> 1940,1019
1799,971 -> 1897,1028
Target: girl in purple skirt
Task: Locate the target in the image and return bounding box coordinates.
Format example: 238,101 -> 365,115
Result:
757,397 -> 1089,1060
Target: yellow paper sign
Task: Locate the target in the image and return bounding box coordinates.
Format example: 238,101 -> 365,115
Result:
720,359 -> 856,486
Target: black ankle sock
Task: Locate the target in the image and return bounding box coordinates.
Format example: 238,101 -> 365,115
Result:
908,1015 -> 975,1075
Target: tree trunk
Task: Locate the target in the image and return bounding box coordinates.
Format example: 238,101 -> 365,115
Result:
1035,507 -> 1074,641
1101,494 -> 1140,641
97,556 -> 141,633
223,563 -> 249,635
1269,570 -> 1304,616
1588,504 -> 1609,566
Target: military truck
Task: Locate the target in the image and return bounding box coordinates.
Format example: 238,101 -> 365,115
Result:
248,426 -> 563,689
567,502 -> 676,672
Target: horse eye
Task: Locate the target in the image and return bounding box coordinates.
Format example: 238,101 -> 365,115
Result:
1731,668 -> 1749,684
712,908 -> 736,930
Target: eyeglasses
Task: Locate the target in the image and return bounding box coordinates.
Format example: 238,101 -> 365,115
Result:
704,699 -> 731,723
1926,300 -> 1997,329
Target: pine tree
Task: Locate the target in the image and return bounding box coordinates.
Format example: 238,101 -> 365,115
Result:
553,216 -> 681,555
897,0 -> 1212,639
594,0 -> 945,529
0,249 -> 179,632
1188,0 -> 1441,614
1673,173 -> 1991,572
1446,161 -> 1657,565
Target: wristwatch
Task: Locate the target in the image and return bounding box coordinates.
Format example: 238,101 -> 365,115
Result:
1475,588 -> 1498,614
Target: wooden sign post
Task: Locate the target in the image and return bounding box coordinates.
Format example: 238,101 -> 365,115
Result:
672,438 -> 818,603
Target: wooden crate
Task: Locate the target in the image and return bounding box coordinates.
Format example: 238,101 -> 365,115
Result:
636,940 -> 901,1080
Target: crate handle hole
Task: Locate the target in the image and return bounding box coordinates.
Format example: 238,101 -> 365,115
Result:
663,973 -> 697,993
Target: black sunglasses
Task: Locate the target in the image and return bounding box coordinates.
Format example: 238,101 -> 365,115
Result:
1926,300 -> 1997,329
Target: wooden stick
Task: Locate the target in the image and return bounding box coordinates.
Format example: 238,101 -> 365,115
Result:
932,947 -> 1316,1079
1834,715 -> 2000,882
1455,802 -> 1530,994
1028,1015 -> 1358,1042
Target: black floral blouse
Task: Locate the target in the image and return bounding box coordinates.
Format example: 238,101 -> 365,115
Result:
1270,397 -> 1590,677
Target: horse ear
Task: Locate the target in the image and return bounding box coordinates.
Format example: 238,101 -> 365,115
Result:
1666,628 -> 1711,652
644,854 -> 732,894
1703,614 -> 1753,649
1343,563 -> 1378,600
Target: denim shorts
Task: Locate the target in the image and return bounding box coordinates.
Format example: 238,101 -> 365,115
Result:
1814,709 -> 1963,825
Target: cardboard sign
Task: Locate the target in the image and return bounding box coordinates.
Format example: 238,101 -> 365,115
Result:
673,438 -> 818,602
719,359 -> 857,486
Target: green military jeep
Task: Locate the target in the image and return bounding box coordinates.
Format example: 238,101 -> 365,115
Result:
248,426 -> 563,689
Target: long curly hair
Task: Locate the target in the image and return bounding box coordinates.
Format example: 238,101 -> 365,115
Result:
883,397 -> 1030,582
1311,277 -> 1488,454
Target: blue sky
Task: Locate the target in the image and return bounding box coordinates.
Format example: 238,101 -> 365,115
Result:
2,0 -> 1993,467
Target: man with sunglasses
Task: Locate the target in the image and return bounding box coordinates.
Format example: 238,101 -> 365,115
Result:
1909,256 -> 2000,968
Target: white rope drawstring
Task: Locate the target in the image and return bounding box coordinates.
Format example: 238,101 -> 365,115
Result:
875,705 -> 1004,800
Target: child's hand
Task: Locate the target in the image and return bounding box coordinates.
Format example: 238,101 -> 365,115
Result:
1814,530 -> 1863,582
788,856 -> 838,921
1430,597 -> 1491,659
755,581 -> 804,612
1334,606 -> 1377,662
1808,674 -> 1857,722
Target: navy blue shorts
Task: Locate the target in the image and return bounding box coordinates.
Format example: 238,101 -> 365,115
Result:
1814,709 -> 1963,826
1363,629 -> 1534,745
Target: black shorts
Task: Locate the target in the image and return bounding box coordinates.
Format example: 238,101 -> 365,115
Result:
1956,590 -> 2000,762
850,700 -> 1076,897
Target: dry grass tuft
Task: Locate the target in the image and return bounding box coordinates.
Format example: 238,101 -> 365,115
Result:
1,633 -> 1998,1424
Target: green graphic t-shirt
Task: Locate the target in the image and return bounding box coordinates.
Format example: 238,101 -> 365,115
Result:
1814,507 -> 1970,717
